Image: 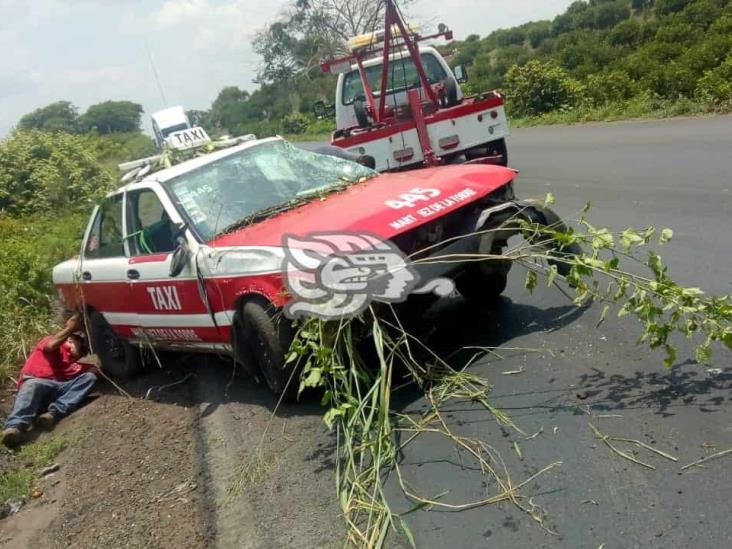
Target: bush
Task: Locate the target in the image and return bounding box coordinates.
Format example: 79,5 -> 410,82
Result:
503,60 -> 584,117
585,70 -> 635,105
696,54 -> 732,105
642,61 -> 698,98
609,19 -> 643,46
527,21 -> 553,48
0,131 -> 114,216
595,1 -> 630,30
0,215 -> 87,375
656,0 -> 694,15
281,112 -> 310,134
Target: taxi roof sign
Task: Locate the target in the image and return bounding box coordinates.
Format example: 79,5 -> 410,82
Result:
165,126 -> 211,151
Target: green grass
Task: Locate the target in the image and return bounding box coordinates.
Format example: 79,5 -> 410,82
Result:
510,97 -> 726,128
0,436 -> 67,503
0,468 -> 34,503
17,436 -> 67,469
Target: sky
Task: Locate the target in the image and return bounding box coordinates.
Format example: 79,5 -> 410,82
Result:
0,0 -> 574,136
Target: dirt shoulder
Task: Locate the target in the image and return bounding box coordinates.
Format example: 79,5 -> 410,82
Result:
0,364 -> 209,549
0,356 -> 342,549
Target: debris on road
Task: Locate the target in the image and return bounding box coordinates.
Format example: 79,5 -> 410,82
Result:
39,463 -> 60,477
681,447 -> 732,472
589,423 -> 678,470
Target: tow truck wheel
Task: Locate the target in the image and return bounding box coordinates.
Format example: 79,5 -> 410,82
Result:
456,246 -> 512,307
487,138 -> 508,166
238,299 -> 299,402
89,311 -> 142,379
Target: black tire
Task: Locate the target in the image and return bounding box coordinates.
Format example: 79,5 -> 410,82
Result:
443,78 -> 460,107
487,138 -> 508,166
456,243 -> 512,307
534,207 -> 583,277
238,298 -> 299,402
456,268 -> 509,307
89,311 -> 142,379
353,96 -> 370,128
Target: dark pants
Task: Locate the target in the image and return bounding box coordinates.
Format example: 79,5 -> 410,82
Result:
4,372 -> 97,430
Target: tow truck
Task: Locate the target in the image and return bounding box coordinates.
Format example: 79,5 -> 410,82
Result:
316,0 -> 509,172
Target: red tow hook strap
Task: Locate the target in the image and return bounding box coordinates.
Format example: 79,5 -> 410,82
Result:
408,88 -> 439,167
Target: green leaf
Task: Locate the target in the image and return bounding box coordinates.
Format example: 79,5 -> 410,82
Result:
618,302 -> 632,317
695,344 -> 712,365
658,228 -> 673,245
663,345 -> 677,369
304,367 -> 322,387
596,304 -> 610,328
591,228 -> 614,250
525,270 -> 537,293
619,228 -> 644,252
399,518 -> 417,549
647,253 -> 665,277
547,265 -> 558,287
723,331 -> 732,351
544,192 -> 555,206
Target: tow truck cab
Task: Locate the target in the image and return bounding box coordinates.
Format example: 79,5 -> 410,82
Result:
335,46 -> 463,131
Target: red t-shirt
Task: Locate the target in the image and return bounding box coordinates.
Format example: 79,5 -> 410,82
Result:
19,336 -> 94,386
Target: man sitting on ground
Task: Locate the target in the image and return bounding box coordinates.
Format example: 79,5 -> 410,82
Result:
2,313 -> 97,447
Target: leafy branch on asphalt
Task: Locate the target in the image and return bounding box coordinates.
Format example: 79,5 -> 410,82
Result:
284,198 -> 731,547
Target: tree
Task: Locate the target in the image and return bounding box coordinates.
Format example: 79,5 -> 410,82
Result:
595,1 -> 630,29
503,60 -> 584,117
609,19 -> 642,46
0,131 -> 113,215
207,86 -> 252,133
655,0 -> 693,15
527,21 -> 553,48
79,101 -> 144,134
18,101 -> 79,133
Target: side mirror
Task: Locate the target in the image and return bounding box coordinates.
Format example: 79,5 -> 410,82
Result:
313,101 -> 327,119
453,64 -> 468,84
169,235 -> 191,278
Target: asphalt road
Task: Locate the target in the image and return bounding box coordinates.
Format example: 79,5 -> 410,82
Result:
197,115 -> 732,549
389,115 -> 732,549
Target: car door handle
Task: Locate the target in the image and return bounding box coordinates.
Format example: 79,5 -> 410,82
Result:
81,271 -> 92,281
127,269 -> 140,280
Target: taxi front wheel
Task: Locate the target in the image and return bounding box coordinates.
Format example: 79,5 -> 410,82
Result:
89,311 -> 142,379
238,299 -> 299,403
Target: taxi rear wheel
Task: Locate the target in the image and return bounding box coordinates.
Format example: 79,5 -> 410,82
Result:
238,299 -> 299,402
89,311 -> 142,379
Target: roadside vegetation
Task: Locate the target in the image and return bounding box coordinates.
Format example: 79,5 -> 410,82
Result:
0,436 -> 66,504
186,0 -> 732,139
287,203 -> 732,546
0,117 -> 155,380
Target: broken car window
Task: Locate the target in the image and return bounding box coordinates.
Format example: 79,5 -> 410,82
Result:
85,194 -> 125,259
164,140 -> 376,241
126,190 -> 177,255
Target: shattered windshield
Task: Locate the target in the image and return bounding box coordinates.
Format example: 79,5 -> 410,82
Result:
164,140 -> 376,240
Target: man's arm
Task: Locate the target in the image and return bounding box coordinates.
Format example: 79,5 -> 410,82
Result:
42,314 -> 83,353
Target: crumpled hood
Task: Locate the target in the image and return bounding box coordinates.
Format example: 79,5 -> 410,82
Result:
208,163 -> 515,248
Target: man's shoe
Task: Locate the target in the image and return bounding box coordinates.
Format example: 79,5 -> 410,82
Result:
36,412 -> 57,431
2,427 -> 22,448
